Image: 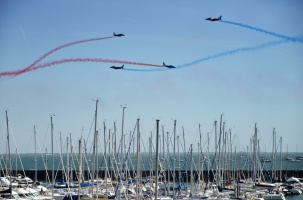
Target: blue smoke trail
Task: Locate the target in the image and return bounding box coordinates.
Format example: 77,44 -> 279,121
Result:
220,20 -> 302,42
124,19 -> 303,72
123,38 -> 294,72
177,39 -> 291,69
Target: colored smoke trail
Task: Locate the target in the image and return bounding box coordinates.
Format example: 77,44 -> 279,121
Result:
123,38 -> 297,72
0,58 -> 163,77
220,20 -> 301,42
2,21 -> 302,76
20,36 -> 114,73
123,20 -> 303,73
178,40 -> 292,69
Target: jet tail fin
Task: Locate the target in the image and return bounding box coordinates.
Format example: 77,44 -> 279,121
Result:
163,62 -> 165,66
218,16 -> 222,20
113,32 -> 115,36
121,65 -> 124,69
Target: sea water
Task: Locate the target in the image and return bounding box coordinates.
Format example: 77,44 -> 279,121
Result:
5,152 -> 303,171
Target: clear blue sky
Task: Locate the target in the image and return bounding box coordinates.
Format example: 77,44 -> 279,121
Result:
0,1 -> 302,154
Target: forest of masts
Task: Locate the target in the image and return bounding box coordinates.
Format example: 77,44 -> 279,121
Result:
2,100 -> 285,186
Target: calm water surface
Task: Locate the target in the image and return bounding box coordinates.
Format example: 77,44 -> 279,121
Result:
6,152 -> 303,171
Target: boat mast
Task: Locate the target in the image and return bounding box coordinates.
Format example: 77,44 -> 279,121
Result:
66,135 -> 69,184
214,120 -> 218,184
285,144 -> 288,179
218,114 -> 223,186
149,132 -> 153,187
182,127 -> 187,186
274,129 -> 277,181
51,115 -> 54,200
229,129 -> 232,182
34,125 -> 37,184
162,126 -> 165,169
199,124 -> 202,186
162,126 -> 165,185
113,122 -> 116,181
70,133 -> 73,183
121,106 -> 126,182
222,121 -> 226,186
96,131 -> 99,195
5,110 -> 12,199
177,135 -> 180,191
279,137 -> 282,181
166,131 -> 170,188
258,139 -> 260,180
190,144 -> 193,196
136,119 -> 140,200
272,128 -> 276,180
78,136 -> 82,200
173,119 -> 176,199
253,123 -> 257,182
92,99 -> 99,197
45,148 -> 48,183
108,128 -> 111,183
207,132 -> 210,183
104,121 -> 108,200
155,119 -> 160,200
59,132 -> 63,181
83,139 -> 88,181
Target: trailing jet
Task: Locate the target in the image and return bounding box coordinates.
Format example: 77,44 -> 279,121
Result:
110,65 -> 124,70
113,32 -> 125,37
205,15 -> 222,21
163,62 -> 175,68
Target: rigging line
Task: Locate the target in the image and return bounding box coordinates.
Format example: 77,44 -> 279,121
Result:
37,135 -> 51,183
85,111 -> 97,156
8,121 -> 27,180
41,119 -> 51,155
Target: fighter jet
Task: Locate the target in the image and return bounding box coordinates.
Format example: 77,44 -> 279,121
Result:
205,15 -> 222,21
163,62 -> 175,68
110,65 -> 124,70
113,32 -> 125,37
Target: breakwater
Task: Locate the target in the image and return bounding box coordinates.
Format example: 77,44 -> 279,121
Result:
4,152 -> 303,171
3,170 -> 302,183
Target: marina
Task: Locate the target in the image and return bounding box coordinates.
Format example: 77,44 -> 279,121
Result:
1,110 -> 303,200
1,2 -> 302,199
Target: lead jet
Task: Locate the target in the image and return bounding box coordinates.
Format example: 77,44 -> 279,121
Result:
113,32 -> 125,37
205,15 -> 222,21
110,65 -> 124,70
163,62 -> 175,68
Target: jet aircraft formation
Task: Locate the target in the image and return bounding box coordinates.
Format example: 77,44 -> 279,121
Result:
110,32 -> 176,71
109,62 -> 176,70
109,16 -> 222,70
0,17 -> 226,76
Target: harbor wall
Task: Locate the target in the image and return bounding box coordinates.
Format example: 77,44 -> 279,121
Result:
2,170 -> 303,182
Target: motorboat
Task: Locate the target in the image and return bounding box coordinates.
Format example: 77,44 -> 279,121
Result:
296,155 -> 303,160
260,157 -> 271,162
255,182 -> 275,189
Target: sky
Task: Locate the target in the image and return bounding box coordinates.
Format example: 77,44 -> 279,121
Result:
0,1 -> 303,155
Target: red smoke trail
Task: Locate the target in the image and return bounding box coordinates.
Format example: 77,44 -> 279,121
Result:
20,36 -> 114,73
0,58 -> 163,77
